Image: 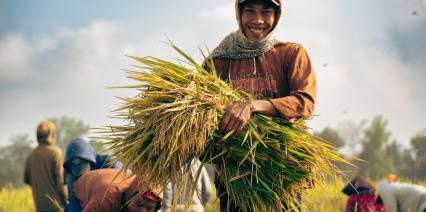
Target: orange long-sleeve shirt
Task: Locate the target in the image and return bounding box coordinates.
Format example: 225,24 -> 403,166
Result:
213,42 -> 316,120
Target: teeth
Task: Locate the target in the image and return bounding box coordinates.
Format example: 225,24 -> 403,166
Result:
249,27 -> 264,33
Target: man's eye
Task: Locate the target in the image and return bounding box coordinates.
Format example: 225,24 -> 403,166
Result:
263,10 -> 273,15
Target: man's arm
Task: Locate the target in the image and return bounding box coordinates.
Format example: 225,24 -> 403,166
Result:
268,45 -> 316,120
161,181 -> 173,210
24,156 -> 31,185
221,45 -> 315,135
220,100 -> 278,135
380,189 -> 397,212
200,167 -> 212,206
52,149 -> 68,206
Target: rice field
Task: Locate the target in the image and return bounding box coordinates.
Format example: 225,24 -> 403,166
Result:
1,179 -> 425,211
0,186 -> 34,212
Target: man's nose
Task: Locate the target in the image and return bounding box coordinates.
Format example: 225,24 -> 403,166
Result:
253,13 -> 264,24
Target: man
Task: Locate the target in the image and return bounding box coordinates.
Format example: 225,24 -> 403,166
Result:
378,179 -> 426,212
63,138 -> 122,211
342,176 -> 385,212
24,120 -> 67,211
72,169 -> 162,212
210,0 -> 316,210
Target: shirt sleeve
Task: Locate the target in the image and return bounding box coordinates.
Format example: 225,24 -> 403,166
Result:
52,148 -> 68,206
380,189 -> 397,212
269,45 -> 316,120
200,167 -> 212,206
161,181 -> 173,210
24,156 -> 31,185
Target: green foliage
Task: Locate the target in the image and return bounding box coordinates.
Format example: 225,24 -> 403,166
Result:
317,120 -> 426,180
48,116 -> 90,151
384,140 -> 415,177
410,129 -> 426,179
357,116 -> 392,179
0,116 -> 92,189
385,140 -> 402,171
0,134 -> 32,188
397,148 -> 416,178
315,127 -> 345,148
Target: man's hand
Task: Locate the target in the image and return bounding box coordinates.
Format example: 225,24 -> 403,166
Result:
220,101 -> 253,136
220,100 -> 279,137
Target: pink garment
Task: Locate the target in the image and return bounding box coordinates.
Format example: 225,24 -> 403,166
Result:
346,194 -> 386,212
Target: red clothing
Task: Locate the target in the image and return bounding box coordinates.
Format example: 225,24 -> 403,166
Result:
346,194 -> 386,212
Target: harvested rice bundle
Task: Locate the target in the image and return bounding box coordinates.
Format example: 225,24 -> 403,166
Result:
99,44 -> 347,211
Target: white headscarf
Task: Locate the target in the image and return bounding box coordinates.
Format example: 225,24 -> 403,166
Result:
211,0 -> 283,59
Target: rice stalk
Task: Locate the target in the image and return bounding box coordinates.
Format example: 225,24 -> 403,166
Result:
98,43 -> 349,211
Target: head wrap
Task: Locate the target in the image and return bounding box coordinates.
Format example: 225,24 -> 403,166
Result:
36,120 -> 57,145
387,173 -> 399,182
211,0 -> 283,59
63,138 -> 97,173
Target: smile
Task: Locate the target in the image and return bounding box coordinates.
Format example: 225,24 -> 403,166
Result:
248,26 -> 267,34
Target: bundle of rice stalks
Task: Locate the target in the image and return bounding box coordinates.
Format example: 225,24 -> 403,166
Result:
99,44 -> 347,211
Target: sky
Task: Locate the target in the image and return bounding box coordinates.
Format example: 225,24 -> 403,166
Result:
1,0 -> 425,149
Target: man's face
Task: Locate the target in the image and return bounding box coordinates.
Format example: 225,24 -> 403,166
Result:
69,157 -> 91,177
241,2 -> 276,42
127,197 -> 159,212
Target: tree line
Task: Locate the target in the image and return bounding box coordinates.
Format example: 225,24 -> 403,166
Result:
0,116 -> 101,188
0,115 -> 425,188
315,115 -> 426,180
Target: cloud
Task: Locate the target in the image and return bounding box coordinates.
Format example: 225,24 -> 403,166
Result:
390,16 -> 426,69
51,21 -> 124,87
1,0 -> 425,147
0,17 -> 235,145
0,33 -> 33,82
279,0 -> 426,144
198,3 -> 234,20
0,21 -> 126,86
0,21 -> 136,144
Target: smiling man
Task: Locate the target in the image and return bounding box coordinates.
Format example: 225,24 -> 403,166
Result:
240,0 -> 276,42
210,0 -> 316,210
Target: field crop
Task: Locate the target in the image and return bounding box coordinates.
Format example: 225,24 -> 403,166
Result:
1,179 -> 425,211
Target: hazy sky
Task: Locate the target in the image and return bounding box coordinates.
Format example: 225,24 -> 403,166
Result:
1,0 -> 425,148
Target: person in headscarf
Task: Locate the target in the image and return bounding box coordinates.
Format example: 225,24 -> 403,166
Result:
378,175 -> 426,212
63,138 -> 122,211
209,0 -> 316,211
342,176 -> 386,212
24,120 -> 67,211
386,173 -> 400,183
161,159 -> 212,212
72,169 -> 162,212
